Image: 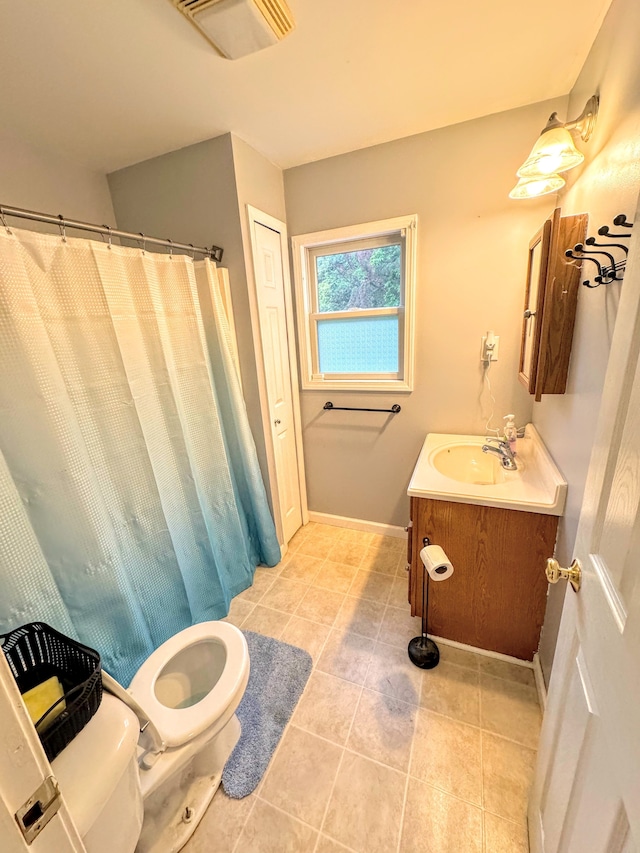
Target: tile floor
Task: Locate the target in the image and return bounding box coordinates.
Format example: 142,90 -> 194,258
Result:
183,522 -> 540,853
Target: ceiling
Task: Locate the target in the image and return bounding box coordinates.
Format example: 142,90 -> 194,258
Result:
0,0 -> 612,174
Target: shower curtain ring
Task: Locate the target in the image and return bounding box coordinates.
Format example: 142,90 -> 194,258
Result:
0,207 -> 11,234
58,215 -> 67,243
167,238 -> 173,259
139,232 -> 146,255
104,225 -> 112,250
189,243 -> 196,261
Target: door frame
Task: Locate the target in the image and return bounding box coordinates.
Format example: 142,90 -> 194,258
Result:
0,653 -> 86,852
245,205 -> 308,548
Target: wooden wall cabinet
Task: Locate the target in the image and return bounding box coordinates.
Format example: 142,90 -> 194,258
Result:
519,208 -> 588,401
408,497 -> 558,660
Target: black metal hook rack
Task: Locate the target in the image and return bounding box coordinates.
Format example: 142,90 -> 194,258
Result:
323,401 -> 401,414
565,213 -> 633,288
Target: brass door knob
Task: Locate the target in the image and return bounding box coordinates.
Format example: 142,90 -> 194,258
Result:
545,557 -> 582,592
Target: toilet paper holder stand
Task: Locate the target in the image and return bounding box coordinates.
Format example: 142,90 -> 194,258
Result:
408,537 -> 441,670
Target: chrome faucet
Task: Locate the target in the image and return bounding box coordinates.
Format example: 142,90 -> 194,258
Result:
482,437 -> 518,471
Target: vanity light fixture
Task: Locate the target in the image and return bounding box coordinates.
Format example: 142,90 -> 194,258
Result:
509,173 -> 566,200
509,95 -> 599,199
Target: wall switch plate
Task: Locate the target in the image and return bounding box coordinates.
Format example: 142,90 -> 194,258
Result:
481,333 -> 500,363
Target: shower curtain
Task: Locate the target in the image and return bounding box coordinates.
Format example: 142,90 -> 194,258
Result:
0,225 -> 280,685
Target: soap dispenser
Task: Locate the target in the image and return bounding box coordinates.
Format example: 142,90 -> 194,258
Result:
503,414 -> 518,455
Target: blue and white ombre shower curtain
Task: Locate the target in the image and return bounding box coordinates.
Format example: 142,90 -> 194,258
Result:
0,225 -> 280,684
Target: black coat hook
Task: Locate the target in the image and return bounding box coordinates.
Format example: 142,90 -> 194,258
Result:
585,235 -> 629,256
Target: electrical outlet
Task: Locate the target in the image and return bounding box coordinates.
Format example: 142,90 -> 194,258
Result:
481,333 -> 500,363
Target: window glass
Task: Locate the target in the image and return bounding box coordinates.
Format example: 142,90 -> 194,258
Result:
316,245 -> 402,312
317,315 -> 399,373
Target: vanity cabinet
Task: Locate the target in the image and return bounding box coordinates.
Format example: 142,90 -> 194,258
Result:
519,208 -> 588,401
407,496 -> 558,660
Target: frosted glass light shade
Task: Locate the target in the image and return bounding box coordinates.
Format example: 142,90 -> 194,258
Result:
509,173 -> 566,200
517,127 -> 584,177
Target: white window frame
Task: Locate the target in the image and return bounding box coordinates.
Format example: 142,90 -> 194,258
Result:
291,214 -> 417,392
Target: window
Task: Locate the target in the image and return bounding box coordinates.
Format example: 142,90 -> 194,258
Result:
291,215 -> 417,391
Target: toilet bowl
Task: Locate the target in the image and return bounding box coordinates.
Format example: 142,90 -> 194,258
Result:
127,621 -> 250,853
59,621 -> 250,853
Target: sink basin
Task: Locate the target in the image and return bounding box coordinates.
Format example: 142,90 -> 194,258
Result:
431,444 -> 509,485
407,425 -> 566,515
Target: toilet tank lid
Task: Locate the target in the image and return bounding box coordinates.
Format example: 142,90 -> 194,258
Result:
51,694 -> 140,837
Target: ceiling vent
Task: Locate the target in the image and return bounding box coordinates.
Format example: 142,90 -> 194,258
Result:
172,0 -> 295,59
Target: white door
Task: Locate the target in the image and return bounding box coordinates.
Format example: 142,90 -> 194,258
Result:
0,654 -> 85,852
248,209 -> 305,545
529,201 -> 640,851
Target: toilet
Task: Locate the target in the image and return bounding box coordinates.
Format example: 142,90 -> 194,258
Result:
54,621 -> 250,853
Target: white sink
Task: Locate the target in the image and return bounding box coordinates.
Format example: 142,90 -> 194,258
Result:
430,443 -> 514,485
408,425 -> 566,515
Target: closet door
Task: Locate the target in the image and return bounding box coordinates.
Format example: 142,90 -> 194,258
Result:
248,208 -> 306,546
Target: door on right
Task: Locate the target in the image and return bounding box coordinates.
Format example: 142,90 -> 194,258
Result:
528,203 -> 640,851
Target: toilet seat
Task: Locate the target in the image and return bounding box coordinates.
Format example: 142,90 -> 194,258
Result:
128,622 -> 249,749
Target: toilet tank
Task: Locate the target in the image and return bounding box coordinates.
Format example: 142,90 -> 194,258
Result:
52,693 -> 143,853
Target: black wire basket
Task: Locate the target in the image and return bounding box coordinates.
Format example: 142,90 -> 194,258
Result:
0,622 -> 102,762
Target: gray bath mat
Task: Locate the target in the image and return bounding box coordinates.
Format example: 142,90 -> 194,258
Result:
222,630 -> 312,798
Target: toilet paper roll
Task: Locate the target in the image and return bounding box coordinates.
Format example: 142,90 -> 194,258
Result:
420,545 -> 454,582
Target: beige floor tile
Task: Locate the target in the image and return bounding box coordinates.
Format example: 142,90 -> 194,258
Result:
420,660 -> 481,725
379,604 -> 423,648
360,547 -> 402,575
280,616 -> 331,663
279,553 -> 324,583
317,629 -> 374,685
296,586 -> 345,626
241,605 -> 290,639
338,528 -> 374,548
323,751 -> 405,853
222,598 -> 255,628
482,732 -> 537,824
348,569 -> 395,603
364,640 -> 423,705
400,778 -> 483,853
183,790 -> 254,853
478,657 -> 536,688
255,564 -> 283,579
326,541 -> 364,567
333,595 -> 386,639
313,561 -> 359,594
315,835 -> 354,853
298,533 -> 340,559
437,643 -> 482,671
388,576 -> 410,609
235,799 -> 317,853
259,577 -> 310,614
411,709 -> 482,805
238,570 -> 276,604
287,526 -> 311,552
292,671 -> 361,745
347,688 -> 416,771
483,812 -> 530,853
480,673 -> 541,748
369,533 -> 406,554
260,726 -> 342,828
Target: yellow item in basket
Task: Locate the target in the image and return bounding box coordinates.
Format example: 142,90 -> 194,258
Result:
22,676 -> 66,731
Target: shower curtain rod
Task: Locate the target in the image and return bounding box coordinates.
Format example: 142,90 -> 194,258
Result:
0,203 -> 224,263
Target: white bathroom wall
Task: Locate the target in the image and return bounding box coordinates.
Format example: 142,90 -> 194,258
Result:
0,127 -> 115,226
283,98 -> 567,527
533,0 -> 640,684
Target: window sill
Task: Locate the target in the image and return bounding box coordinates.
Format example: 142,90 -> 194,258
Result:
300,378 -> 413,392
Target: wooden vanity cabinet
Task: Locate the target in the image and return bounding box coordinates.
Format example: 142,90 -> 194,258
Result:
408,497 -> 558,660
519,208 -> 588,402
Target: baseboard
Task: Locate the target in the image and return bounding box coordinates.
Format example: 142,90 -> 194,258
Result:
307,511 -> 406,539
429,634 -> 535,669
532,652 -> 547,709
